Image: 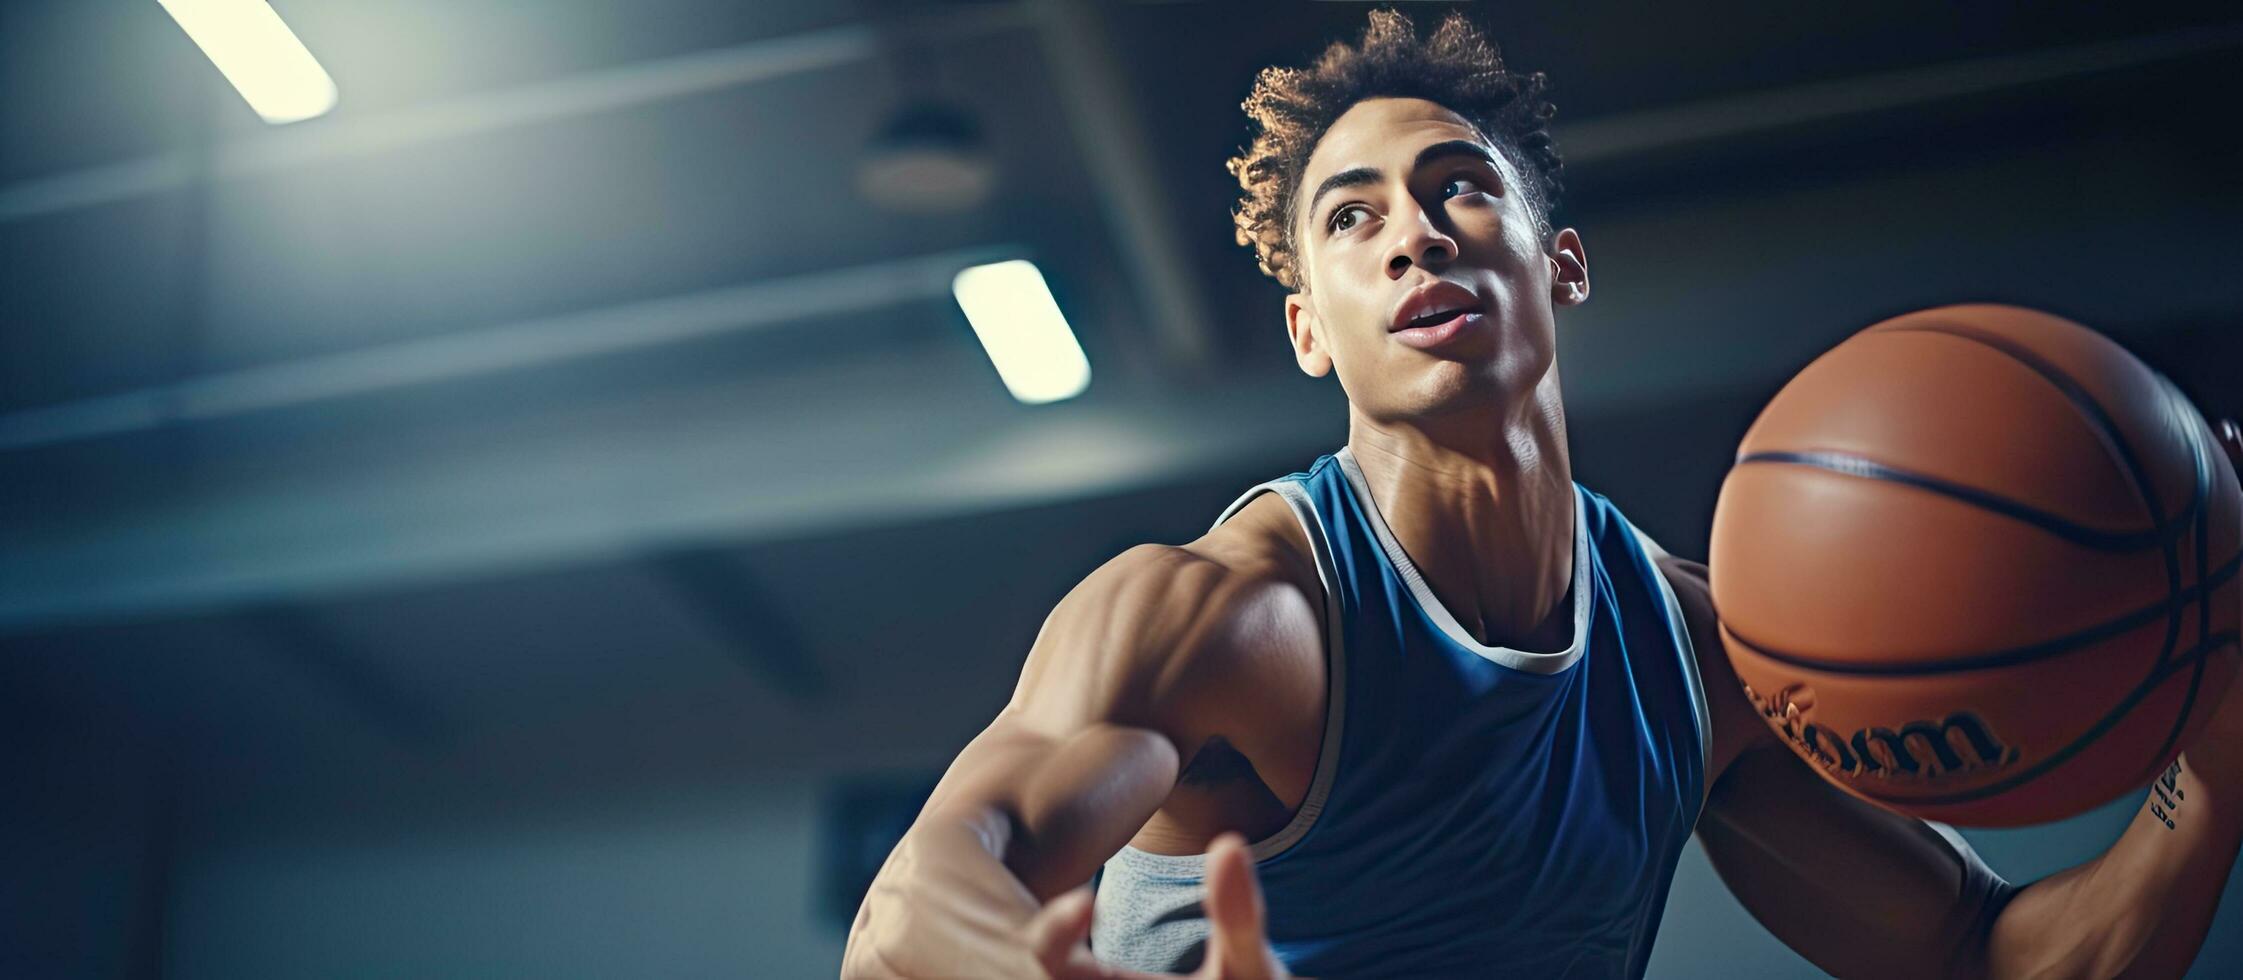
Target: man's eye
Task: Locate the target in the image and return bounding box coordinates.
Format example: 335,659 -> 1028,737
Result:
1330,206 -> 1366,233
1442,177 -> 1485,200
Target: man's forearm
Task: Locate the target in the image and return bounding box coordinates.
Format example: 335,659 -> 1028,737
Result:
1001,724 -> 1181,898
1984,755 -> 2243,979
841,724 -> 1179,975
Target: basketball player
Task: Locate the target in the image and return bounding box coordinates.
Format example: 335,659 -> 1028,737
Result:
841,11 -> 2243,978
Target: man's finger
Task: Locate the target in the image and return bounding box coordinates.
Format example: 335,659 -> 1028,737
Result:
1201,833 -> 1274,979
1027,887 -> 1201,980
1029,887 -> 1098,971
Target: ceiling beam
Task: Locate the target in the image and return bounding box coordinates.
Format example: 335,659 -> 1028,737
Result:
1031,0 -> 1217,373
1557,23 -> 2243,164
0,244 -> 1016,450
0,4 -> 1032,223
0,364 -> 1347,636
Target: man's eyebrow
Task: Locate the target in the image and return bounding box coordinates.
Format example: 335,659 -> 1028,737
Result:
1302,139 -> 1501,228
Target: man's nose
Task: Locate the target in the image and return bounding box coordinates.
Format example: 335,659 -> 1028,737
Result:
1387,206 -> 1456,279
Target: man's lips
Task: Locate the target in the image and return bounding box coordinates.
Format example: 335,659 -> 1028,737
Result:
1400,306 -> 1480,328
1389,281 -> 1485,332
1390,310 -> 1484,350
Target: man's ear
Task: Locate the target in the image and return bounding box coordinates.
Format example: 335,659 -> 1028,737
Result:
1548,227 -> 1589,307
1285,291 -> 1333,378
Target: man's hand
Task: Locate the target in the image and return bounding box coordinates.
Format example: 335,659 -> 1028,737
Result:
1028,834 -> 1292,980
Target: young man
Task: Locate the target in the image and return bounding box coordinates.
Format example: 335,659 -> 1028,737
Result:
842,11 -> 2243,978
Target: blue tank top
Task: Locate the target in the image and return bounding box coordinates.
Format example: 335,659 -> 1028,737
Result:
1092,446 -> 1712,978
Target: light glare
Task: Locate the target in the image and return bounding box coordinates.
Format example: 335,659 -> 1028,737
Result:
157,0 -> 338,124
951,260 -> 1092,405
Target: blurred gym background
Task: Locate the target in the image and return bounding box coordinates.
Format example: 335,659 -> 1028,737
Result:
4,2 -> 2241,976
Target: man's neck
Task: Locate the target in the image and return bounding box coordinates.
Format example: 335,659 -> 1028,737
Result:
1344,382 -> 1574,651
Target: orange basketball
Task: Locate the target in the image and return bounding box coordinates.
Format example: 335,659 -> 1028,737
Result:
1710,304 -> 2241,827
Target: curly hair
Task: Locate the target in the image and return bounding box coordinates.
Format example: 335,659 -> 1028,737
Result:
1225,8 -> 1563,291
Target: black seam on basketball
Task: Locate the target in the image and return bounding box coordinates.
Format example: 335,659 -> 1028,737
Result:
2148,376 -> 2222,766
1719,549 -> 2239,676
1865,320 -> 2212,808
1861,630 -> 2237,807
1878,321 -> 2197,691
1728,317 -> 2226,813
1915,375 -> 2226,810
1874,323 -> 2169,526
1734,451 -> 2189,552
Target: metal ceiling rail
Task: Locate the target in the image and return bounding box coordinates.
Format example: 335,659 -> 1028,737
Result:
0,244 -> 1018,450
1559,23 -> 2243,164
0,4 -> 1033,223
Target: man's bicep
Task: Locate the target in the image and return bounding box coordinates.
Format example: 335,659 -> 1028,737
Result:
1696,741 -> 2014,979
1004,542 -> 1247,740
906,547 -> 1178,830
903,545 -> 1244,898
941,539 -> 1287,812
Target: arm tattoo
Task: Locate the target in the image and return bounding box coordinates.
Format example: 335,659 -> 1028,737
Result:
2150,759 -> 2185,830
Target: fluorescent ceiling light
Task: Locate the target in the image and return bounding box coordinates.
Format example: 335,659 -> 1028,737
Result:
951,260 -> 1091,405
157,0 -> 338,124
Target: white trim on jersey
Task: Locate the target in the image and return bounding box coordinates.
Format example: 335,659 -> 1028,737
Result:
1627,522 -> 1716,809
1333,445 -> 1590,675
1104,476 -> 1349,877
1208,479 -> 1349,862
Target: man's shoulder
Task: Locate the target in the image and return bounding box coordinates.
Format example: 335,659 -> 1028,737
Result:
1022,527 -> 1321,753
1129,489 -> 1325,660
1061,493 -> 1323,683
1186,487 -> 1325,602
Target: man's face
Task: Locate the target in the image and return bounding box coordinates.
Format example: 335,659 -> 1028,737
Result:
1284,97 -> 1586,422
